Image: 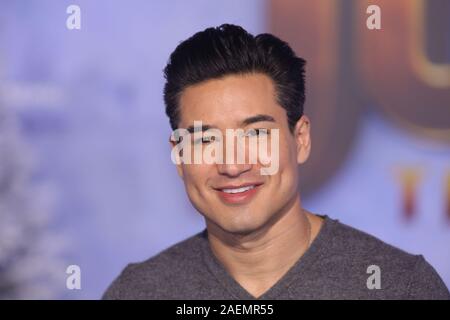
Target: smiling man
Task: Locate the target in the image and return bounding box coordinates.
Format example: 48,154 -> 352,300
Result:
103,24 -> 449,300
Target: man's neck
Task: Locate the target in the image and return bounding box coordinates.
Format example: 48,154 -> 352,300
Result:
206,197 -> 319,298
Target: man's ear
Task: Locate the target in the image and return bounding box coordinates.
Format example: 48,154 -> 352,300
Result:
293,115 -> 311,164
169,136 -> 184,179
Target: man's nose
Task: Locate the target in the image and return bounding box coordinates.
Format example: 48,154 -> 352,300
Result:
216,162 -> 252,178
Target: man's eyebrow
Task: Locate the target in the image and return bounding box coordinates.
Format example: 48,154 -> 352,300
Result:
241,114 -> 276,126
186,124 -> 217,133
184,114 -> 275,132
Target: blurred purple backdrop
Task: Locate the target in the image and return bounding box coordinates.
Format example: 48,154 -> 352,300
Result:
0,0 -> 448,299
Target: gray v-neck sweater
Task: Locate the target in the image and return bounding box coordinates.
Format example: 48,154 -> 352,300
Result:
103,216 -> 450,299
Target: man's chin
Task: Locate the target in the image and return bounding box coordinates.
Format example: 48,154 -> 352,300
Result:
210,217 -> 269,237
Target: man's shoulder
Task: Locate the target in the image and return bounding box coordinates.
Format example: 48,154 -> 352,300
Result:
103,230 -> 208,299
129,230 -> 206,273
325,217 -> 416,262
317,217 -> 450,299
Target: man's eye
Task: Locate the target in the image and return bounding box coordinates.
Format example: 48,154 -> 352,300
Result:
194,136 -> 216,144
246,129 -> 269,137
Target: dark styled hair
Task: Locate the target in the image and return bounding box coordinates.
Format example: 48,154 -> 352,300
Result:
163,24 -> 306,132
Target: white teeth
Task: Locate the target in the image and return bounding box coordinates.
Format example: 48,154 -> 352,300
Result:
222,185 -> 255,194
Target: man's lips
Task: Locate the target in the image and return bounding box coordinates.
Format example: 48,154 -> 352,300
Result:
213,182 -> 263,204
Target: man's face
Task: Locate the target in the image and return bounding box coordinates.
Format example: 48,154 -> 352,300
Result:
174,73 -> 310,235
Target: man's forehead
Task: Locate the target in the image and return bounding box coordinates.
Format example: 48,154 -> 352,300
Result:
178,74 -> 282,128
